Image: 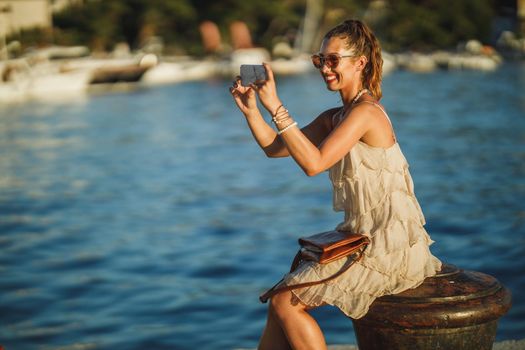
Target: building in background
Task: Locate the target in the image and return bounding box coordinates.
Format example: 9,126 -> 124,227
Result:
0,0 -> 82,37
0,0 -> 51,38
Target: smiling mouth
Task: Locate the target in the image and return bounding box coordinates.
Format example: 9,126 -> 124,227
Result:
325,75 -> 337,83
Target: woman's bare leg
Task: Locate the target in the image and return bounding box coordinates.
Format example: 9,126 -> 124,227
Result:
270,291 -> 327,350
258,305 -> 292,350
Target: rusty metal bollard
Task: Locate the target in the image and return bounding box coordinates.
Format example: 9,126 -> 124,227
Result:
352,264 -> 512,350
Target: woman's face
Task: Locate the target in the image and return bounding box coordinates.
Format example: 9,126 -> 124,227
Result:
317,36 -> 358,91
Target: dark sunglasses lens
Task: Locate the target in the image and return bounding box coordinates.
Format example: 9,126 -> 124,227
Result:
326,54 -> 340,68
311,55 -> 323,68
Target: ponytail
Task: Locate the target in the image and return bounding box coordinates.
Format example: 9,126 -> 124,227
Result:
362,25 -> 382,100
324,19 -> 383,100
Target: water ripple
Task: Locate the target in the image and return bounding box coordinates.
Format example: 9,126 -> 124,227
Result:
1,63 -> 524,349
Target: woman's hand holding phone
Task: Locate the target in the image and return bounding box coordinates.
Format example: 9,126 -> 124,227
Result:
230,75 -> 257,117
250,63 -> 282,116
230,63 -> 282,117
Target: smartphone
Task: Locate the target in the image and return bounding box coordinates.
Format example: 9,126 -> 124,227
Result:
240,64 -> 267,87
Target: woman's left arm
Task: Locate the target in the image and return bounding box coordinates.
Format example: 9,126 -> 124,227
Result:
255,63 -> 373,177
279,106 -> 371,176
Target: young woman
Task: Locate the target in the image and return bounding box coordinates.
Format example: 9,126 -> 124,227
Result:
230,19 -> 442,350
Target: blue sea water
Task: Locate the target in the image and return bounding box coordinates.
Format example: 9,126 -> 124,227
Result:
0,62 -> 524,349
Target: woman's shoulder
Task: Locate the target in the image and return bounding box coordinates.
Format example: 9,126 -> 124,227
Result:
351,100 -> 387,116
345,100 -> 390,126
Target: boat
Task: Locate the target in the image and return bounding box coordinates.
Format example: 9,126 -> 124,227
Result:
0,58 -> 92,103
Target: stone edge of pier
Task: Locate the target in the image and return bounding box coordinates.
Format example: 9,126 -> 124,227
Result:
234,338 -> 525,350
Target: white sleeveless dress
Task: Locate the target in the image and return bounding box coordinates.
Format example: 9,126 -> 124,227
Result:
280,104 -> 442,319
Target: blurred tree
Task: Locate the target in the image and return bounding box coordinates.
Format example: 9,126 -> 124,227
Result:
16,0 -> 500,55
53,0 -> 198,53
53,1 -> 133,51
376,0 -> 495,51
52,0 -> 303,55
315,0 -> 362,50
138,0 -> 197,53
191,0 -> 303,51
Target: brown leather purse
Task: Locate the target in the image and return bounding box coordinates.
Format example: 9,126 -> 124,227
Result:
259,230 -> 370,303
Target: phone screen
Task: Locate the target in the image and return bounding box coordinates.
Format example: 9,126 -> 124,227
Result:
240,65 -> 267,87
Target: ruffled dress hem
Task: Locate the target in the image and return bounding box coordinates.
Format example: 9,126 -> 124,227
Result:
272,138 -> 442,319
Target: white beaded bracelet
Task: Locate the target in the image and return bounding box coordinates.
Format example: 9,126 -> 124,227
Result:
277,121 -> 298,135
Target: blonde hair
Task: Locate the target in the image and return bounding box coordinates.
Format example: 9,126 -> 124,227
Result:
324,19 -> 383,100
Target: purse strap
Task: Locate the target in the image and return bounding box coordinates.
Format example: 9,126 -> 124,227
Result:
259,245 -> 367,303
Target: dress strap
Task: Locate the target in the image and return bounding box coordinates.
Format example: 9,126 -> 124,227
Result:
354,101 -> 393,127
354,101 -> 397,142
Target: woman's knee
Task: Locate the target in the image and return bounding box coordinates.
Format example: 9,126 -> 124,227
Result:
270,291 -> 305,320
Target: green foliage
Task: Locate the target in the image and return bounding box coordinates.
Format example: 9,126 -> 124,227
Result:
6,27 -> 53,50
52,0 -> 305,55
377,0 -> 495,51
14,0 -> 499,55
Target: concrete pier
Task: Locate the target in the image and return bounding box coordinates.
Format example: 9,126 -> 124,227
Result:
324,340 -> 525,350
236,339 -> 525,350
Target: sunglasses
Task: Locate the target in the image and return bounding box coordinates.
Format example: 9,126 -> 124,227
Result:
311,53 -> 354,69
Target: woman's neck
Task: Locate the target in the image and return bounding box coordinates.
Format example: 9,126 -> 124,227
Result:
341,86 -> 367,108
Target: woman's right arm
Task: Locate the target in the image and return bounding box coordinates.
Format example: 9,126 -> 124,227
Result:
230,77 -> 334,158
243,108 -> 287,157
